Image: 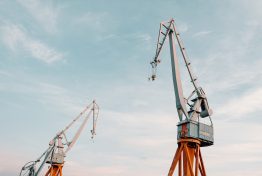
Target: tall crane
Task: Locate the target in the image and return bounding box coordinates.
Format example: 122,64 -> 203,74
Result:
149,19 -> 214,176
19,100 -> 99,176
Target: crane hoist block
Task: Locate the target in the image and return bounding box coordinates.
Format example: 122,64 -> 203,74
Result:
177,120 -> 214,147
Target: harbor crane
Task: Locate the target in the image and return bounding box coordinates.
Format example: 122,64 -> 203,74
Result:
19,100 -> 99,176
149,19 -> 214,176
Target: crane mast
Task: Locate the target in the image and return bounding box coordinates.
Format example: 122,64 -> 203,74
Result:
150,19 -> 214,176
19,100 -> 99,176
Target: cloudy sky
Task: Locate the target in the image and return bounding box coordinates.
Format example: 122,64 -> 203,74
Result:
0,0 -> 262,176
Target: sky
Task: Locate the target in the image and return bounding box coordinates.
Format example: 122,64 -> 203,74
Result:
0,0 -> 262,175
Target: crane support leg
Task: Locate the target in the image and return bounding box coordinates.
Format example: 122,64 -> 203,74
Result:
45,164 -> 63,176
168,138 -> 206,176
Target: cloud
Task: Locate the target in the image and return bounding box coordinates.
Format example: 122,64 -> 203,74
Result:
0,70 -> 84,115
0,24 -> 64,63
203,56 -> 262,94
36,82 -> 85,114
73,11 -> 118,42
240,0 -> 262,24
64,161 -> 127,176
0,149 -> 28,176
193,30 -> 212,38
17,0 -> 60,33
75,12 -> 107,26
135,33 -> 152,42
205,121 -> 262,176
74,12 -> 111,34
176,22 -> 189,33
216,88 -> 262,119
191,18 -> 262,96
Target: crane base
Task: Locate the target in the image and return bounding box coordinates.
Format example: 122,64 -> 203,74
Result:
168,138 -> 207,176
45,164 -> 63,176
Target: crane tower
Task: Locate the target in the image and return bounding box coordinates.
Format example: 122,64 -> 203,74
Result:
19,100 -> 100,176
149,19 -> 214,176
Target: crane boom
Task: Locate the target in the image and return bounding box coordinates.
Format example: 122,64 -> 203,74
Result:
65,110 -> 92,153
169,29 -> 189,121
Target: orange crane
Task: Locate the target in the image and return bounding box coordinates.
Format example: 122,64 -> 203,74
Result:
19,100 -> 99,176
149,19 -> 214,176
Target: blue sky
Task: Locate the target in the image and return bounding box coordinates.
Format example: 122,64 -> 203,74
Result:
0,0 -> 262,175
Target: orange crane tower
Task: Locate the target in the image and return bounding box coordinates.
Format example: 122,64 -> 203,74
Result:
19,100 -> 99,176
149,19 -> 214,176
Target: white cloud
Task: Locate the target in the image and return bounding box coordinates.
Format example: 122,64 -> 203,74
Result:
64,161 -> 127,176
205,121 -> 262,176
240,0 -> 262,24
0,24 -> 64,63
17,0 -> 60,33
36,82 -> 85,114
0,70 -> 84,115
74,12 -> 109,32
203,57 -> 262,93
0,70 -> 12,77
74,12 -> 117,41
193,30 -> 212,38
136,33 -> 152,42
192,19 -> 262,96
176,22 -> 189,33
0,149 -> 28,176
216,88 -> 262,119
